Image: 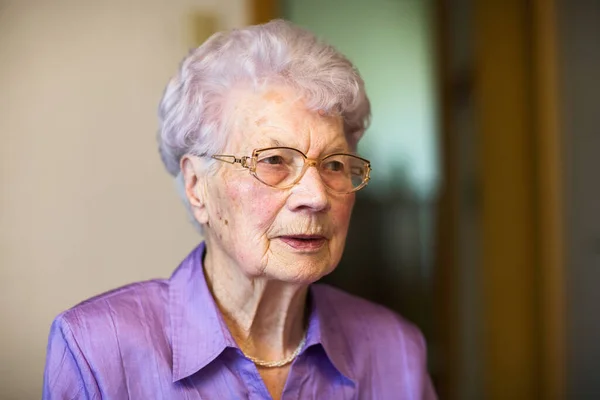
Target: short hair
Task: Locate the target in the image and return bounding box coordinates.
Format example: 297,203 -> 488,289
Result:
157,19 -> 371,177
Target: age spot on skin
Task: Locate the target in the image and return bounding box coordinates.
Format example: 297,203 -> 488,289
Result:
262,90 -> 286,104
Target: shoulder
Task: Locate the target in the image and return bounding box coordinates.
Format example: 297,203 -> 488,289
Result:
311,283 -> 435,397
51,279 -> 170,353
45,280 -> 172,398
60,279 -> 168,325
312,283 -> 427,355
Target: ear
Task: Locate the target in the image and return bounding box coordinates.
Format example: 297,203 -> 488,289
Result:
180,155 -> 209,225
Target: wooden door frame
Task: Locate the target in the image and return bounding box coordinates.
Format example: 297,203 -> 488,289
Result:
475,1 -> 565,398
531,0 -> 565,397
437,0 -> 565,398
251,0 -> 279,24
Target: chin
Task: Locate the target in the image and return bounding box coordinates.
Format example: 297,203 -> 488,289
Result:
267,258 -> 338,284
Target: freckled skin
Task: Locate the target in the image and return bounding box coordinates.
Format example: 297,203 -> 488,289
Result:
200,86 -> 355,284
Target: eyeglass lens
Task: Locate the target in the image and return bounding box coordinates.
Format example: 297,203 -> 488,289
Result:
253,148 -> 368,193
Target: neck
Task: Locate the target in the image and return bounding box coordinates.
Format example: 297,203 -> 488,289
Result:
203,245 -> 308,362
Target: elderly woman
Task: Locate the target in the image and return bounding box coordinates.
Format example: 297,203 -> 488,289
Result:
43,20 -> 436,399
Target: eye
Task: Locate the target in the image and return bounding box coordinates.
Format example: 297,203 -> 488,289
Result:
323,160 -> 346,172
259,155 -> 285,165
350,166 -> 364,176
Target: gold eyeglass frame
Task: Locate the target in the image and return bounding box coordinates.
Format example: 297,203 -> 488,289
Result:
211,146 -> 371,194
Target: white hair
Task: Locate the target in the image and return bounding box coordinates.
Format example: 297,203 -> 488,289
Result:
157,19 -> 371,232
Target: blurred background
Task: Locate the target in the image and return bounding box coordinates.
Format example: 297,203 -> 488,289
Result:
0,0 -> 598,398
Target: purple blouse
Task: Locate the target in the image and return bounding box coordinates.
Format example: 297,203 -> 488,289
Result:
43,243 -> 436,399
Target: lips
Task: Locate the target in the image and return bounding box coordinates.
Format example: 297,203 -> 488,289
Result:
278,235 -> 327,251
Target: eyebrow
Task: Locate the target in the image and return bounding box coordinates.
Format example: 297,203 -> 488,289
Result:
258,138 -> 351,155
266,138 -> 285,147
326,144 -> 352,154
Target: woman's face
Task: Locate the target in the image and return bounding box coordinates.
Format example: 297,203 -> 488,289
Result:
197,86 -> 356,283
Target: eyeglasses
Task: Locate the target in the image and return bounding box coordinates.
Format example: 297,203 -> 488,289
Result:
211,147 -> 371,194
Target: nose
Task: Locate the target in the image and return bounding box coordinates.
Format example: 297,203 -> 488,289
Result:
286,164 -> 330,213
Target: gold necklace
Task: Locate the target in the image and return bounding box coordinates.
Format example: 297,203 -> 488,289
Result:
244,336 -> 307,368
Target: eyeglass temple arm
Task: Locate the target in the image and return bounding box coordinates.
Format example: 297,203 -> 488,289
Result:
211,155 -> 251,168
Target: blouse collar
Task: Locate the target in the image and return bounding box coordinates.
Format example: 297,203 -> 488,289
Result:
169,242 -> 356,383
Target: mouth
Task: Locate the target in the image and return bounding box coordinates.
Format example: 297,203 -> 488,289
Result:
277,235 -> 327,251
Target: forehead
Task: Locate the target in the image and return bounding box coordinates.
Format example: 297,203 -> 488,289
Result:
228,86 -> 348,153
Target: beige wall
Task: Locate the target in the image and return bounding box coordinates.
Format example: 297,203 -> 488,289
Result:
0,1 -> 248,398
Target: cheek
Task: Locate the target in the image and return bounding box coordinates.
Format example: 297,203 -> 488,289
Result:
330,197 -> 355,242
221,178 -> 283,239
